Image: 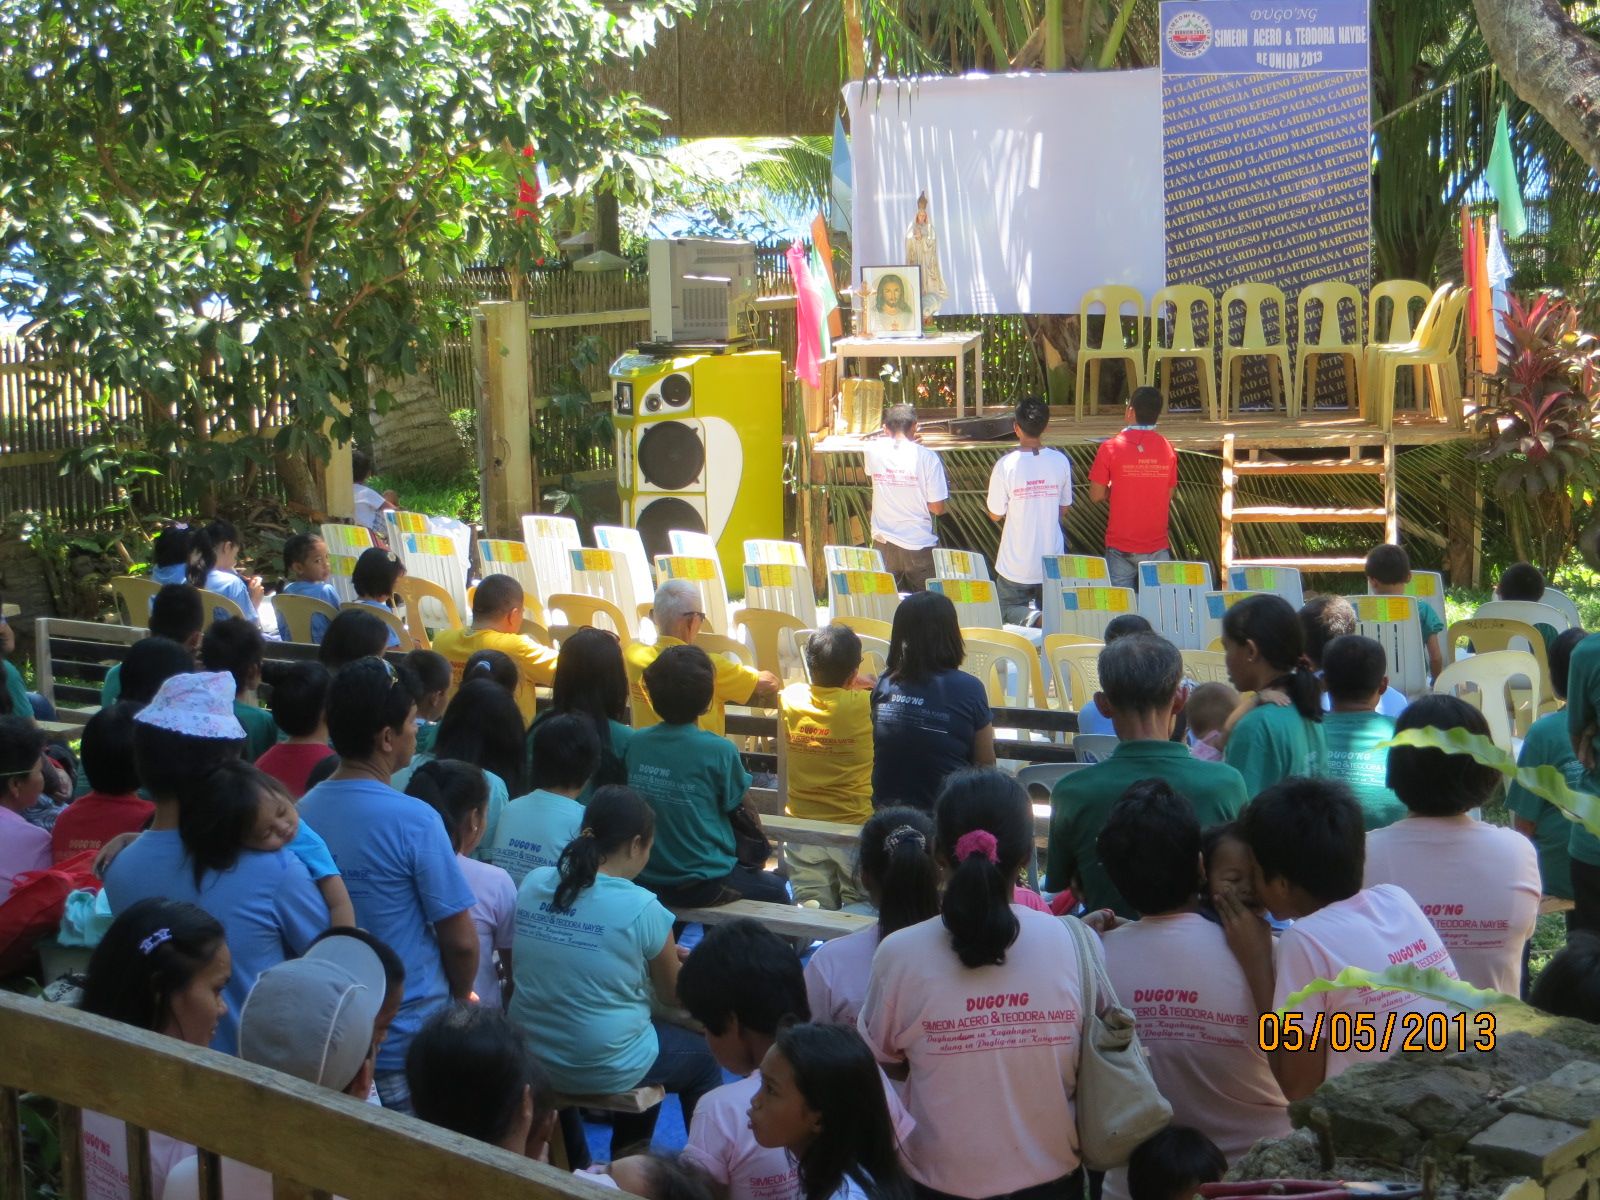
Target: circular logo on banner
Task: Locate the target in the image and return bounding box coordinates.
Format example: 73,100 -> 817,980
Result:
1165,11 -> 1213,58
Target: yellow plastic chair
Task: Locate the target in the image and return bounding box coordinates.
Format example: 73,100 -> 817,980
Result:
545,592 -> 630,639
109,576 -> 160,629
1372,288 -> 1469,430
1045,639 -> 1106,714
1146,285 -> 1218,420
1220,283 -> 1292,418
1294,281 -> 1364,414
198,590 -> 248,630
1366,282 -> 1451,422
697,632 -> 755,670
339,600 -> 412,648
961,628 -> 1049,710
1433,650 -> 1543,753
1368,280 -> 1433,345
274,594 -> 339,645
1180,649 -> 1229,684
1445,617 -> 1558,725
1075,286 -> 1144,419
393,576 -> 465,650
736,607 -> 812,681
835,614 -> 894,641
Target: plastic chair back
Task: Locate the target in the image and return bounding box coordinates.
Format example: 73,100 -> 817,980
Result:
395,531 -> 469,628
320,523 -> 374,604
274,594 -> 339,645
1434,650 -> 1543,753
1073,734 -> 1120,764
393,576 -> 465,648
1445,617 -> 1555,718
1201,590 -> 1267,648
1015,761 -> 1091,799
1474,600 -> 1571,632
1045,639 -> 1105,714
744,539 -> 808,567
475,539 -> 546,626
1221,283 -> 1288,351
1149,286 -> 1216,353
568,548 -> 644,639
803,628 -> 888,681
654,555 -> 732,634
961,628 -> 1048,709
668,530 -> 730,602
593,527 -> 657,613
1353,595 -> 1429,699
388,510 -> 470,578
743,561 -> 815,623
928,578 -> 1004,631
521,514 -> 582,610
1296,282 -> 1363,352
1051,586 -> 1138,642
1180,649 -> 1230,685
339,600 -> 409,648
835,615 -> 895,641
545,592 -> 630,640
1042,556 -> 1113,636
829,570 -> 900,625
1226,566 -> 1305,610
933,549 -> 992,582
1080,286 -> 1144,353
824,545 -> 887,572
109,576 -> 160,629
697,631 -> 754,670
1369,280 -> 1432,345
1136,560 -> 1215,650
1542,588 -> 1582,629
1403,570 -> 1447,628
736,607 -> 811,680
195,590 -> 247,630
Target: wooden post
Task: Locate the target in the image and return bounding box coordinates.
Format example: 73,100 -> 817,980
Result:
477,301 -> 533,540
323,398 -> 354,521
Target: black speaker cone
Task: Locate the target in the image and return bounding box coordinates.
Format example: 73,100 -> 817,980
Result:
636,497 -> 706,560
637,421 -> 705,491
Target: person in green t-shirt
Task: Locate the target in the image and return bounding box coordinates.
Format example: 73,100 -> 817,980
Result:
1565,632 -> 1600,933
623,644 -> 788,908
1510,627 -> 1587,911
1221,594 -> 1327,798
1366,544 -> 1444,681
1496,562 -> 1561,654
199,616 -> 279,760
1319,635 -> 1406,830
1047,632 -> 1249,916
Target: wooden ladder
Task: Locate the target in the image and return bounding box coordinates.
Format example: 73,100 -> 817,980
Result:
1221,434 -> 1398,574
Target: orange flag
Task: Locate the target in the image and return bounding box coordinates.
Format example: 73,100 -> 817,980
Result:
1474,216 -> 1496,374
811,213 -> 844,339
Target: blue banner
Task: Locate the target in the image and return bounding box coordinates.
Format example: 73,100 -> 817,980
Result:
1162,3 -> 1371,74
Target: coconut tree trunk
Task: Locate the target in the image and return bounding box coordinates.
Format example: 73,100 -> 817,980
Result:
1474,0 -> 1600,171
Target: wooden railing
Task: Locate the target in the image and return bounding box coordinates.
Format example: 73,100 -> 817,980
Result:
0,990 -> 613,1200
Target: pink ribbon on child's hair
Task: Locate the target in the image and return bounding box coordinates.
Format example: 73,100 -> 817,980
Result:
954,829 -> 1000,865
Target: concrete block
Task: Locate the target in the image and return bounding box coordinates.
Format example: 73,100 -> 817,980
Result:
1471,1115 -> 1598,1178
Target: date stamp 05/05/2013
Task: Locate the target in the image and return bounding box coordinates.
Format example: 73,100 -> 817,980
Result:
1257,1011 -> 1497,1054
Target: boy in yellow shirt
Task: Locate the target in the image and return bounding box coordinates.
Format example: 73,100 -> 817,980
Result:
779,624 -> 875,908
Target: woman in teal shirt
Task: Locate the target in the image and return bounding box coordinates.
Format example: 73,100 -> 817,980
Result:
526,627 -> 633,802
1222,594 -> 1327,797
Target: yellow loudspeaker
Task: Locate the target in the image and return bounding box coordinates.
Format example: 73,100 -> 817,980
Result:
610,349 -> 783,595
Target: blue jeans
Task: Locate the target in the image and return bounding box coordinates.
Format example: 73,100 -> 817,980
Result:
374,1067 -> 414,1114
996,576 -> 1041,626
610,1019 -> 724,1154
1106,546 -> 1169,592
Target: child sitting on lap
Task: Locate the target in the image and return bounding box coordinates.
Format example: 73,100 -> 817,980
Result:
1183,682 -> 1238,762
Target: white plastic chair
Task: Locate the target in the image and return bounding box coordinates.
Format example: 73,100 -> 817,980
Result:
388,510 -> 470,587
1542,588 -> 1582,629
1353,594 -> 1429,699
1434,650 -> 1543,753
654,555 -> 733,635
475,539 -> 546,625
593,526 -> 657,616
825,546 -> 890,616
828,570 -> 900,625
521,514 -> 583,613
1015,761 -> 1092,798
1201,591 -> 1267,650
745,539 -> 809,567
1226,566 -> 1305,610
567,547 -> 644,640
1042,555 -> 1114,637
933,549 -> 992,582
1404,570 -> 1447,629
1045,639 -> 1105,714
1137,560 -> 1215,650
320,523 -> 374,605
1052,586 -> 1139,641
668,530 -> 731,603
393,529 -> 469,628
928,578 -> 1005,631
1180,649 -> 1230,684
961,628 -> 1048,709
1073,734 -> 1120,764
1473,600 -> 1573,632
742,561 -> 815,623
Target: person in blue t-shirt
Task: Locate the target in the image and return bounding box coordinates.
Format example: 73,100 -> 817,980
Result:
508,783 -> 719,1155
869,591 -> 996,811
298,657 -> 477,1114
101,671 -> 328,1055
276,532 -> 341,644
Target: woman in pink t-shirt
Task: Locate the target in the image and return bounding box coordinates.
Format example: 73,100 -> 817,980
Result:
860,770 -> 1088,1200
806,807 -> 939,1026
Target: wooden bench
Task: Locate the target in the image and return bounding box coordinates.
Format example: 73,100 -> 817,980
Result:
670,898 -> 872,942
764,809 -> 1055,851
0,990 -> 614,1200
1540,895 -> 1576,917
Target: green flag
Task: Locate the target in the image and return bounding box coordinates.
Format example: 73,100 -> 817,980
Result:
1487,105 -> 1527,239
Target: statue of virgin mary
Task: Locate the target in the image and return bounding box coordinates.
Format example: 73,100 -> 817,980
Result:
905,191 -> 948,318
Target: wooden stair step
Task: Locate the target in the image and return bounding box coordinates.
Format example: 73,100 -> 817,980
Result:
1231,458 -> 1387,476
1231,556 -> 1371,572
1231,505 -> 1388,523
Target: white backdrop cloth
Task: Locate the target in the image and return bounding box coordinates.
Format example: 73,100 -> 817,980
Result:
845,72 -> 1165,316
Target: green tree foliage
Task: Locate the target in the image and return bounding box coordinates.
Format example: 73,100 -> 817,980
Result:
0,0 -> 688,510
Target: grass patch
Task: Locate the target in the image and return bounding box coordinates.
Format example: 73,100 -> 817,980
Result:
370,469 -> 480,525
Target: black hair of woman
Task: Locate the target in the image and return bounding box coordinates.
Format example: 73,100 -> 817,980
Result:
406,758 -> 490,853
885,591 -> 964,686
857,807 -> 939,939
934,768 -> 1032,969
434,678 -> 527,796
1221,593 -> 1322,722
554,785 -> 655,911
79,897 -> 226,1036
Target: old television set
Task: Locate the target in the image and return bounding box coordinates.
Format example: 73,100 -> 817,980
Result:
647,238 -> 758,345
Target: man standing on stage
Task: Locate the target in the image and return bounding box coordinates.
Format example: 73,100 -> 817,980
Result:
865,403 -> 948,592
987,396 -> 1073,626
1088,385 -> 1179,591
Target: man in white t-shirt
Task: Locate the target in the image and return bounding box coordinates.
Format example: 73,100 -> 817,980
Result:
863,404 -> 949,592
1217,777 -> 1460,1102
986,396 -> 1072,626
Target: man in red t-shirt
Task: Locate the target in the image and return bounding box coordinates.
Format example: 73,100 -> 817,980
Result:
50,704 -> 154,863
1088,386 -> 1179,591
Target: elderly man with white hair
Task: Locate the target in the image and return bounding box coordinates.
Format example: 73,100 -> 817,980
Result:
625,579 -> 780,737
